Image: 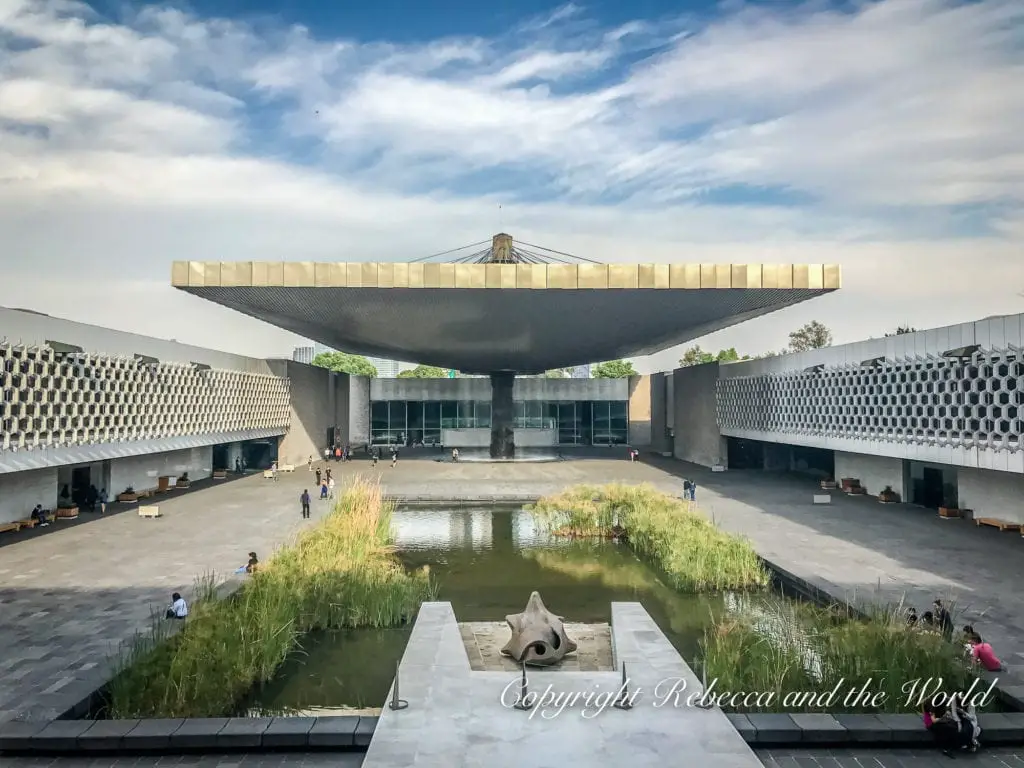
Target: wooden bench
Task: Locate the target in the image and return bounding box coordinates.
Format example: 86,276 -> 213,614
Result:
138,505 -> 162,518
0,522 -> 20,534
975,517 -> 1021,532
263,469 -> 275,479
212,470 -> 227,479
813,494 -> 831,505
16,518 -> 38,529
280,464 -> 295,473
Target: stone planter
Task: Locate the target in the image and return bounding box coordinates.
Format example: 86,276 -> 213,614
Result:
938,507 -> 961,518
820,480 -> 837,490
55,506 -> 79,519
118,493 -> 138,503
212,469 -> 227,479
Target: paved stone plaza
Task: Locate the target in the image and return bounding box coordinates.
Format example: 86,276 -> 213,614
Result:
2,452 -> 1023,765
641,457 -> 1024,680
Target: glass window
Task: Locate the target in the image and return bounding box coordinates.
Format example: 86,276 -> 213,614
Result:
441,401 -> 457,429
424,401 -> 441,428
476,401 -> 491,428
388,401 -> 407,433
526,401 -> 543,429
371,401 -> 388,433
407,401 -> 423,429
457,401 -> 474,429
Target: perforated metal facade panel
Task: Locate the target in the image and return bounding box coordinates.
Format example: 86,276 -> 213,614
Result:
0,342 -> 290,453
717,348 -> 1022,454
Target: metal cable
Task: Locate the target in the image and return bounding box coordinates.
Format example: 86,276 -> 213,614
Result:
410,239 -> 492,263
516,240 -> 601,264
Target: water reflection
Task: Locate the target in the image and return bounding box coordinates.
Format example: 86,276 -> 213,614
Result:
246,507 -> 773,715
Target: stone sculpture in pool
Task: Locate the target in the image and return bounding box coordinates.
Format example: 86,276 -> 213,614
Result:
501,591 -> 578,666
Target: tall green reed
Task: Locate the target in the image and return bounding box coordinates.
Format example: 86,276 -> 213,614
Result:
107,478 -> 434,718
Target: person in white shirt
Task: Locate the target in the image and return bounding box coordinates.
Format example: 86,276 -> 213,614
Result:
328,476 -> 336,500
165,592 -> 188,619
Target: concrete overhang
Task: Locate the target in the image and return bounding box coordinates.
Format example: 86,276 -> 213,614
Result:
172,261 -> 840,373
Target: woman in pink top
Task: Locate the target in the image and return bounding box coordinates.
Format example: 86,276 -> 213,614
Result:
970,632 -> 1002,671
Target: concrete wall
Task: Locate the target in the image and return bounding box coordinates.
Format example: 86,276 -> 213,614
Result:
672,363 -> 726,467
834,451 -> 905,497
649,373 -> 671,454
108,447 -> 212,496
0,467 -> 57,524
0,306 -> 271,373
348,376 -> 371,447
267,360 -> 350,465
370,377 -> 630,401
958,467 -> 1024,525
627,375 -> 652,446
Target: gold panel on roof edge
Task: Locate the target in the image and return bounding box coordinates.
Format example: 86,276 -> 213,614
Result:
170,261 -> 841,289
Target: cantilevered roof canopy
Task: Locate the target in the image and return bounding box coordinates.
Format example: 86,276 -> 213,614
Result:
172,256 -> 839,374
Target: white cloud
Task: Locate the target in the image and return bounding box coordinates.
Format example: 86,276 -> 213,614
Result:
0,0 -> 1022,365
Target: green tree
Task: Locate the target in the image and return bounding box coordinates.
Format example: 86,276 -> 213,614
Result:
311,351 -> 377,377
397,364 -> 448,378
679,345 -> 751,366
678,345 -> 715,367
593,359 -> 638,378
885,326 -> 918,337
788,321 -> 833,352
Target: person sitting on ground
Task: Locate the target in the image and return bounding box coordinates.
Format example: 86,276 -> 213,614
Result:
934,599 -> 954,639
166,592 -> 188,619
31,504 -> 50,527
919,611 -> 938,632
968,631 -> 1002,671
907,607 -> 918,626
927,692 -> 980,754
246,552 -> 259,574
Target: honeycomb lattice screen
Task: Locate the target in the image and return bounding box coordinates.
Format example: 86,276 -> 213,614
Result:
0,343 -> 290,451
716,349 -> 1023,452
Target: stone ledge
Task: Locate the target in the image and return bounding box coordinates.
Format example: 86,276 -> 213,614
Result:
727,711 -> 1024,746
0,715 -> 377,754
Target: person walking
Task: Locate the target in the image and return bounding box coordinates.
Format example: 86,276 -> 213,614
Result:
270,461 -> 278,481
300,489 -> 311,519
98,487 -> 108,514
372,447 -> 379,467
307,455 -> 313,471
315,468 -> 322,488
391,446 -> 399,468
320,478 -> 328,500
328,476 -> 336,500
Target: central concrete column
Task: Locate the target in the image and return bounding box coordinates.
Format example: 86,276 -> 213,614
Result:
489,372 -> 515,459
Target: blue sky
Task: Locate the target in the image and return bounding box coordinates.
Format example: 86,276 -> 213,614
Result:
0,0 -> 1022,366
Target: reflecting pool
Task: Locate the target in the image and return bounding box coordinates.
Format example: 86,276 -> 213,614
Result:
244,506 -> 772,715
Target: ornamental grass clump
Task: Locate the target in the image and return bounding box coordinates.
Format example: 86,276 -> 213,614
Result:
107,479 -> 434,718
700,596 -> 985,713
527,484 -> 767,592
